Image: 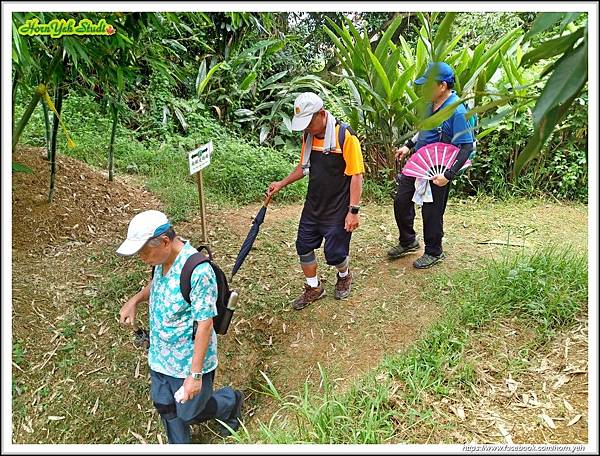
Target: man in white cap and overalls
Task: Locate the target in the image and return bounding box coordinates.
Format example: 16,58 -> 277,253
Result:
266,92 -> 365,310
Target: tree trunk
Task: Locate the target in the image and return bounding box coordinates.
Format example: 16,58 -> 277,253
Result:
48,84 -> 64,203
42,101 -> 51,160
108,100 -> 118,181
12,74 -> 19,134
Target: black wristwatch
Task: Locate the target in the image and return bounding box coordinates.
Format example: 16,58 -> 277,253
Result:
349,205 -> 360,214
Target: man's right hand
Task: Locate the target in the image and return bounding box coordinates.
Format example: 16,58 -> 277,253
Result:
119,299 -> 137,328
266,181 -> 284,197
395,145 -> 410,162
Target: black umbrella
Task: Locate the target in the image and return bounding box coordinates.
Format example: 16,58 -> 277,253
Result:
231,194 -> 273,277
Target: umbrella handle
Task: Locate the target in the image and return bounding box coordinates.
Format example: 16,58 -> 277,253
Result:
264,193 -> 273,207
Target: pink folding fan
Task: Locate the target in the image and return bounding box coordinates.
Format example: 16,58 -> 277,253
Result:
401,142 -> 472,180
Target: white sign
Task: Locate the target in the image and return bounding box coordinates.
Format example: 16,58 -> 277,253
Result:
189,141 -> 212,175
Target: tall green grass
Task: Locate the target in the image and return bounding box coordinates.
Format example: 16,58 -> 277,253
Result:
228,247 -> 587,443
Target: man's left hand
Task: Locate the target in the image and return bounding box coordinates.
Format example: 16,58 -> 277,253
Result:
432,175 -> 449,187
345,213 -> 360,232
181,376 -> 202,402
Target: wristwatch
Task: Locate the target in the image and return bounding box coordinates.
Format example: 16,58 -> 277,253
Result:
349,205 -> 360,215
190,371 -> 202,380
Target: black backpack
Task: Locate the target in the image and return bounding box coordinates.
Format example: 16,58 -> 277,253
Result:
151,245 -> 234,337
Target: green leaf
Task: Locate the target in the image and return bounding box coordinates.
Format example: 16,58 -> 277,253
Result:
439,30 -> 465,61
197,62 -> 223,97
325,18 -> 354,51
469,42 -> 486,73
116,67 -> 124,92
416,98 -> 465,130
265,40 -> 285,57
465,96 -> 513,117
234,108 -> 254,117
281,113 -> 292,132
514,98 -> 574,176
433,12 -> 457,59
195,58 -> 207,92
479,105 -> 516,129
260,70 -> 288,89
462,28 -> 522,93
391,64 -> 415,101
343,70 -> 362,106
559,13 -> 584,32
352,77 -> 389,111
419,26 -> 433,60
240,71 -> 258,92
521,28 -> 584,67
259,125 -> 269,144
164,39 -> 187,54
117,32 -> 133,45
367,48 -> 392,100
374,14 -> 402,62
173,106 -> 188,131
416,36 -> 427,76
323,26 -> 352,66
12,162 -> 33,173
531,42 -> 587,126
399,35 -> 414,67
524,12 -> 566,40
382,47 -> 401,83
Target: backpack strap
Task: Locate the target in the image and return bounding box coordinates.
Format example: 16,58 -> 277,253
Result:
301,131 -> 311,175
336,121 -> 356,151
180,251 -> 211,304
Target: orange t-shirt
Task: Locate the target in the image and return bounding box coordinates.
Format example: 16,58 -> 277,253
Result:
300,125 -> 365,175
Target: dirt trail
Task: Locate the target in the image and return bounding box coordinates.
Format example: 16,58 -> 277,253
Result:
11,147 -> 588,443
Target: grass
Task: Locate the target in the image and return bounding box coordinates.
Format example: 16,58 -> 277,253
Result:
15,92 -> 307,221
10,167 -> 588,444
228,246 -> 588,443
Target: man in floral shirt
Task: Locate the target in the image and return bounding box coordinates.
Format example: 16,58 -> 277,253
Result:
118,210 -> 242,444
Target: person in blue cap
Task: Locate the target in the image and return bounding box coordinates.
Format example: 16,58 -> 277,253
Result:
387,62 -> 475,268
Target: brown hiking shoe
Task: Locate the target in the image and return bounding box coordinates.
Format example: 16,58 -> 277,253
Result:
335,270 -> 353,300
292,282 -> 325,310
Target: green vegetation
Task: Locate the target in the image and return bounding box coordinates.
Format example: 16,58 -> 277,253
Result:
230,247 -> 587,443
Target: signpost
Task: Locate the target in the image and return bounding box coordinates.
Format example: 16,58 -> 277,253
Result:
188,141 -> 212,244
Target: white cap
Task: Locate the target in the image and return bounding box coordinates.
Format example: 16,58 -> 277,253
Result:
116,210 -> 171,256
291,92 -> 324,131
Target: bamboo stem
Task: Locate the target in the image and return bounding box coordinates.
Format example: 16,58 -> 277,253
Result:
48,84 -> 64,203
108,99 -> 118,181
42,101 -> 51,160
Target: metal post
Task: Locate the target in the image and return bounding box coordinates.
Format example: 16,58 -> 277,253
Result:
196,169 -> 209,245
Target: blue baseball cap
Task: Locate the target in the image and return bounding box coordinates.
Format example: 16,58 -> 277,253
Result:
414,62 -> 455,85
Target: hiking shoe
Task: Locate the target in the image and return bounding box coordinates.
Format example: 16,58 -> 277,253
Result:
292,282 -> 325,310
334,270 -> 353,300
387,239 -> 420,259
413,252 -> 445,269
219,390 -> 244,437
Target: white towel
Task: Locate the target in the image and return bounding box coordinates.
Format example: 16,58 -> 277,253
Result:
412,178 -> 433,206
301,111 -> 337,176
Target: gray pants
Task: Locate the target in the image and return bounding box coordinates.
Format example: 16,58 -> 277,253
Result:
150,369 -> 237,444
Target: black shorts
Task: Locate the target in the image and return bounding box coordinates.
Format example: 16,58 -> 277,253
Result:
295,215 -> 351,266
